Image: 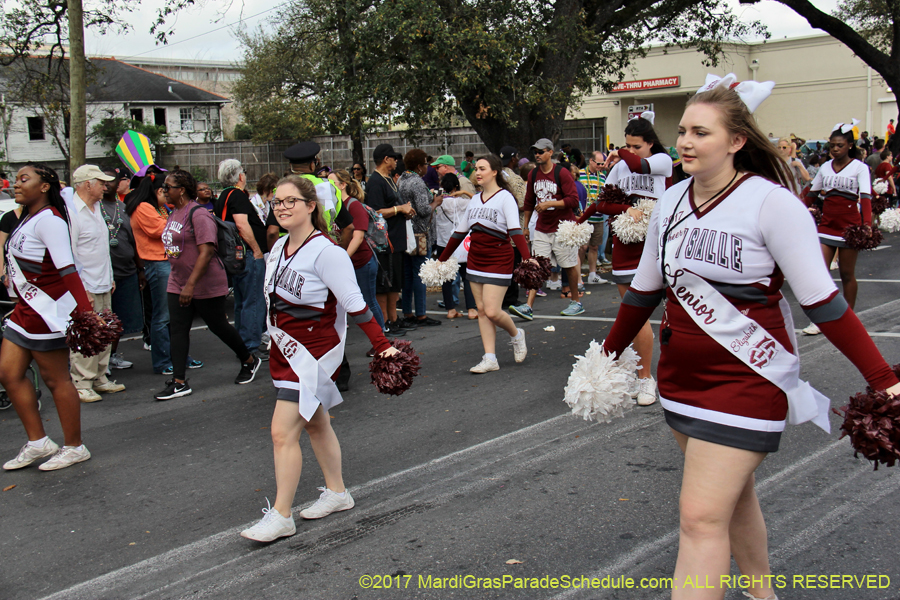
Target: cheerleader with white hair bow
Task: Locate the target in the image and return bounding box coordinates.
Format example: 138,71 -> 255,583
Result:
576,111 -> 672,406
800,119 -> 872,336
599,74 -> 900,600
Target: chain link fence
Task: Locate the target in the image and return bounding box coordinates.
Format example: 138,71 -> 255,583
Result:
158,119 -> 606,189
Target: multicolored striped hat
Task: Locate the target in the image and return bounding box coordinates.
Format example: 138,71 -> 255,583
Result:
116,130 -> 160,177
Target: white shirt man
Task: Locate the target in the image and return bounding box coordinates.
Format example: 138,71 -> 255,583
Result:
67,165 -> 125,401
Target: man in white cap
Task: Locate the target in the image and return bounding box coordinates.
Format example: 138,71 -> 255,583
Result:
68,165 -> 126,402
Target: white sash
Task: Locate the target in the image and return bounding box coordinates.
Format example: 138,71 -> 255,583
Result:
264,236 -> 347,421
6,253 -> 76,333
662,255 -> 831,433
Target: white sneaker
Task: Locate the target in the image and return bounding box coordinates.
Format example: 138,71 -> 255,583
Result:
240,500 -> 297,542
300,487 -> 355,519
3,438 -> 59,470
510,329 -> 527,363
546,279 -> 562,291
829,261 -> 838,271
586,272 -> 608,284
802,323 -> 821,336
629,377 -> 640,399
470,356 -> 500,374
93,380 -> 126,394
143,342 -> 151,351
78,388 -> 102,403
109,353 -> 133,369
636,377 -> 658,406
38,444 -> 91,471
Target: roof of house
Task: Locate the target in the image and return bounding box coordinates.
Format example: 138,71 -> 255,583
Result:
88,58 -> 229,103
0,56 -> 228,104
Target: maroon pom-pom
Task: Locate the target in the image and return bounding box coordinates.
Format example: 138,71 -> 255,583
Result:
871,195 -> 889,216
513,256 -> 552,291
843,224 -> 882,251
809,207 -> 822,225
598,184 -> 629,205
833,389 -> 900,470
66,309 -> 123,357
369,339 -> 421,396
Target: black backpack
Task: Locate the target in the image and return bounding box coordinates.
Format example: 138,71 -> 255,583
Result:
188,206 -> 246,275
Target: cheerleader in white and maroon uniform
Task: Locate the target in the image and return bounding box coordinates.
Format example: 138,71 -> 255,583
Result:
800,124 -> 871,335
438,156 -> 531,374
1,164 -> 95,472
601,75 -> 900,600
241,175 -> 396,543
577,114 -> 672,406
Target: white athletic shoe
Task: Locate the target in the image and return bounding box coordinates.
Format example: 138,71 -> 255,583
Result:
38,444 -> 91,471
510,329 -> 527,363
3,438 -> 59,470
629,377 -> 641,399
241,500 -> 296,542
546,279 -> 562,291
636,377 -> 658,406
470,356 -> 500,374
802,323 -> 821,336
300,487 -> 355,519
586,272 -> 608,284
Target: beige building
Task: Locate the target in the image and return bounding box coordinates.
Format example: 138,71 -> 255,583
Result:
571,34 -> 897,150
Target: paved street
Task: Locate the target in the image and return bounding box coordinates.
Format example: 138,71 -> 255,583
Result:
3,235 -> 900,600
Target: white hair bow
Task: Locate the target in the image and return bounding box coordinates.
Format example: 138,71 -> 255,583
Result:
628,110 -> 655,125
695,73 -> 775,114
831,118 -> 860,134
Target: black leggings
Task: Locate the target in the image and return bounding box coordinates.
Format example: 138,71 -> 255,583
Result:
167,293 -> 251,381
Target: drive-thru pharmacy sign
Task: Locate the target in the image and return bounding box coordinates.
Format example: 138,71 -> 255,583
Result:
611,77 -> 680,93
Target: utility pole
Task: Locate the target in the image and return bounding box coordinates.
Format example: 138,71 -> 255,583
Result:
67,0 -> 86,172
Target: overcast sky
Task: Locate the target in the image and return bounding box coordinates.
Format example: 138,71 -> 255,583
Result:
85,0 -> 840,64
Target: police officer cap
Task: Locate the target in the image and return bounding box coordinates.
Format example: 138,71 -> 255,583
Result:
283,141 -> 321,164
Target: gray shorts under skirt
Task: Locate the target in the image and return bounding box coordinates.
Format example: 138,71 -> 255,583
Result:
607,272 -> 634,285
2,326 -> 68,352
819,236 -> 848,249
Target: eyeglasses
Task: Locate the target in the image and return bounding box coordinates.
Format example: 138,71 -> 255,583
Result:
270,196 -> 312,209
162,184 -> 183,192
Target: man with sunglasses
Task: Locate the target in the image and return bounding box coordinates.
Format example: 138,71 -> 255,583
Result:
511,138 -> 585,320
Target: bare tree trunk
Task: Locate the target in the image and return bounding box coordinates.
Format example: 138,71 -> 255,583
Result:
67,0 -> 86,172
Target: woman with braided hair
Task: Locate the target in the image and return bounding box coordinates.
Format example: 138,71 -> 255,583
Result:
1,164 -> 96,471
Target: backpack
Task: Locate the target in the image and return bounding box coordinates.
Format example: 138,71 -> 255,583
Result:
188,206 -> 246,276
345,197 -> 392,253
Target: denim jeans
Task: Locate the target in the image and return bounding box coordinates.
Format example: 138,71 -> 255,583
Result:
143,260 -> 172,373
232,254 -> 266,352
402,254 -> 428,317
355,255 -> 385,329
112,272 -> 143,335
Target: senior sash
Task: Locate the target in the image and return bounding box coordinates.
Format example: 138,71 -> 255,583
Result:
6,253 -> 76,333
264,236 -> 346,421
662,254 -> 831,433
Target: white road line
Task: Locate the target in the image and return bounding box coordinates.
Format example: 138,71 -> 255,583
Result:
834,278 -> 900,283
426,310 -> 661,324
36,413 -> 655,600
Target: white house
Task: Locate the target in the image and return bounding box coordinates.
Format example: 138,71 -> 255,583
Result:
0,57 -> 228,178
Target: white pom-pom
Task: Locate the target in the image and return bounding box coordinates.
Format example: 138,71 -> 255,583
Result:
563,340 -> 640,422
556,220 -> 593,247
419,258 -> 459,287
873,179 -> 889,195
879,208 -> 900,233
611,199 -> 655,244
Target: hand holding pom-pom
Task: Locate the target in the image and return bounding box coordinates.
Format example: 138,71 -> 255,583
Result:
419,258 -> 458,287
809,206 -> 822,226
873,179 -> 889,195
556,220 -> 593,247
871,194 -> 889,216
66,309 -> 123,357
833,389 -> 900,470
513,256 -> 552,291
598,184 -> 629,205
844,224 -> 883,251
370,339 -> 421,396
612,199 -> 655,243
564,340 -> 640,422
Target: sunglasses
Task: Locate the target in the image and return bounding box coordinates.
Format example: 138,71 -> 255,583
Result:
535,149 -> 552,155
162,184 -> 183,192
352,167 -> 362,171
